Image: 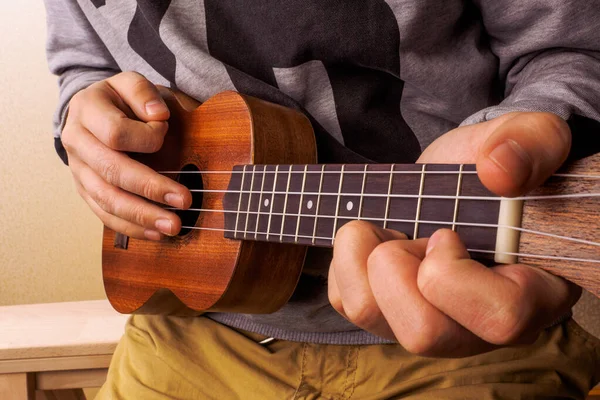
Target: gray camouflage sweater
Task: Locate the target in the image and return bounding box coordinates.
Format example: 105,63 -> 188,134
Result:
44,0 -> 600,344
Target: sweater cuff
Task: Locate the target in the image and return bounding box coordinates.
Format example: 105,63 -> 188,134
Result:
459,102 -> 570,127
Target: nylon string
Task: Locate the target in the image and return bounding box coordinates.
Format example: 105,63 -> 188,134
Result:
159,170 -> 600,179
168,207 -> 599,248
176,225 -> 599,265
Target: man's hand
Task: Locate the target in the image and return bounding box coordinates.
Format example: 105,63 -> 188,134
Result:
62,72 -> 192,241
328,112 -> 582,357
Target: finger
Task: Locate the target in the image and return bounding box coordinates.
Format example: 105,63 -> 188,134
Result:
417,229 -> 580,345
330,221 -> 406,339
327,263 -> 347,319
367,237 -> 493,356
476,112 -> 571,197
66,125 -> 191,209
106,71 -> 170,121
74,180 -> 163,241
491,263 -> 581,339
72,83 -> 169,153
417,113 -> 520,164
71,157 -> 183,236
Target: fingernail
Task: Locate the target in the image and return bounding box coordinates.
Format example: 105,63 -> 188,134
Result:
145,99 -> 169,116
488,140 -> 532,188
164,193 -> 184,208
155,219 -> 173,236
144,229 -> 162,241
426,231 -> 440,256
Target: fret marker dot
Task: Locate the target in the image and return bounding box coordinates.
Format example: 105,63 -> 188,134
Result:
346,201 -> 354,211
264,199 -> 270,207
307,200 -> 314,210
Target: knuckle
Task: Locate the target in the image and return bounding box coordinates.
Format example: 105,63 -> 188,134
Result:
120,223 -> 141,239
336,220 -> 373,241
401,326 -> 441,356
92,186 -> 116,212
148,132 -> 165,153
123,71 -> 145,81
68,98 -> 81,117
104,116 -> 127,149
109,71 -> 144,88
415,258 -> 440,298
344,302 -> 381,330
523,112 -> 571,154
97,158 -> 121,184
367,241 -> 397,268
121,224 -> 135,237
535,112 -> 569,134
479,297 -> 530,345
61,128 -> 75,151
128,203 -> 149,227
129,74 -> 157,101
69,89 -> 87,112
140,176 -> 162,201
328,291 -> 344,315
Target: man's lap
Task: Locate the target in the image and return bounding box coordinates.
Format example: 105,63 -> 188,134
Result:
96,314 -> 600,399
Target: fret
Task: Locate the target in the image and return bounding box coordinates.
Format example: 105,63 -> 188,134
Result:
269,165 -> 288,240
311,165 -> 327,245
456,164 -> 500,260
313,165 -> 346,245
233,165 -> 248,239
413,164 -> 427,239
452,164 -> 464,231
250,165 -> 267,240
386,164 -> 421,238
294,165 -> 309,243
419,165 -> 462,237
331,165 -> 346,245
265,165 -> 280,241
335,164 -> 368,235
257,165 -> 277,241
361,164 -> 395,229
279,165 -> 294,242
296,165 -> 322,245
383,164 -> 395,229
358,164 -> 368,220
243,165 -> 257,239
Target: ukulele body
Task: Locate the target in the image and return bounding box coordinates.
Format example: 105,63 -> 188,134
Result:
102,91 -> 317,315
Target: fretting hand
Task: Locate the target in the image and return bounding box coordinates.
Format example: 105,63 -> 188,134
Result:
62,72 -> 192,241
328,112 -> 582,357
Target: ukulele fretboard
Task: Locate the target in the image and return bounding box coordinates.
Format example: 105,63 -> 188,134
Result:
222,164 -> 501,256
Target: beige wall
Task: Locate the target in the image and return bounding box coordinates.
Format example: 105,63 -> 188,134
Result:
0,1 -> 105,305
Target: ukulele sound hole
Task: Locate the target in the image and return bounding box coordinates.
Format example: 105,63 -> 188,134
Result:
176,164 -> 203,236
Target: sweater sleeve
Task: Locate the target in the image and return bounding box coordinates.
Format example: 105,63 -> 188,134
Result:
461,0 -> 600,128
44,0 -> 120,163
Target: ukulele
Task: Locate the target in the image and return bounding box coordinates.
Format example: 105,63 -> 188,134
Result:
102,91 -> 600,315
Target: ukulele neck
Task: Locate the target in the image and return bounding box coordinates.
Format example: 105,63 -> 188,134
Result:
223,164 -> 518,262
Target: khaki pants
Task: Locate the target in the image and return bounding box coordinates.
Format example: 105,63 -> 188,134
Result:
96,315 -> 600,399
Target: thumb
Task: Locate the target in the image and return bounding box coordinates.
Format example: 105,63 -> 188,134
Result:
476,112 -> 571,197
105,71 -> 170,122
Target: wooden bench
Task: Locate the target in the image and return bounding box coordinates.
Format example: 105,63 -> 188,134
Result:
1,301 -> 599,399
0,301 -> 128,399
